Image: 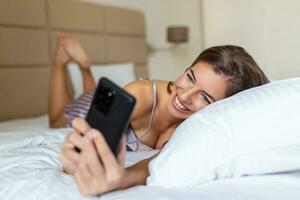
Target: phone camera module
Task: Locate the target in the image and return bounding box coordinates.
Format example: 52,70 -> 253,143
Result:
95,87 -> 115,115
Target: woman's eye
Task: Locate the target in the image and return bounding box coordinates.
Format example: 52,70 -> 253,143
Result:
200,93 -> 210,105
186,73 -> 193,83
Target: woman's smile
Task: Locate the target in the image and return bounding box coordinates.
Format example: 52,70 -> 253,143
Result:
172,94 -> 191,113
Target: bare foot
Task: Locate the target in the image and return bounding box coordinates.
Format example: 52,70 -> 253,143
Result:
54,36 -> 71,66
56,32 -> 91,69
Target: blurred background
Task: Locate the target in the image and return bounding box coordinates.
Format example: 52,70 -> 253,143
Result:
82,0 -> 300,81
1,0 -> 300,122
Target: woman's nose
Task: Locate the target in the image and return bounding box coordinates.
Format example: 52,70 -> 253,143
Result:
179,87 -> 197,104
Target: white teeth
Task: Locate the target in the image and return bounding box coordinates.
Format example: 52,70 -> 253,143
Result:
174,96 -> 188,111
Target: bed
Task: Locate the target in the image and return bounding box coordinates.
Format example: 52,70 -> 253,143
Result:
1,126 -> 300,200
1,0 -> 300,199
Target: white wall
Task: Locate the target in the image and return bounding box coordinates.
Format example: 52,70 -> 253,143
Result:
80,0 -> 202,80
202,0 -> 300,80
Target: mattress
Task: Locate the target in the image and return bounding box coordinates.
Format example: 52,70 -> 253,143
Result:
0,118 -> 300,199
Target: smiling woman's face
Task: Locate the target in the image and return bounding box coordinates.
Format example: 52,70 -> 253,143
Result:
167,61 -> 229,120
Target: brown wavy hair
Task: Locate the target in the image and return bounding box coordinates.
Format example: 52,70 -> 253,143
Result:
168,45 -> 269,97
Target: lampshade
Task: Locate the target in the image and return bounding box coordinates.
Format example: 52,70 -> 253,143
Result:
167,26 -> 189,43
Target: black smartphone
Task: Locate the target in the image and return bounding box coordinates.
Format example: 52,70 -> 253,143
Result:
85,77 -> 136,155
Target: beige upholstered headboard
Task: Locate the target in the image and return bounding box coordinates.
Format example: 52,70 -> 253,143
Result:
0,0 -> 148,121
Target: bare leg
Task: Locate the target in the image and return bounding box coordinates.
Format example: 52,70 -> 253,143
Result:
48,33 -> 96,128
60,33 -> 96,93
80,68 -> 96,93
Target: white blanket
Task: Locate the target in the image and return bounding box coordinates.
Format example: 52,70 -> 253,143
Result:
0,127 -> 300,199
0,128 -> 158,199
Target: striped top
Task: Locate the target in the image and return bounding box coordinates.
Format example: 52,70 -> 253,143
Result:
64,80 -> 157,152
65,91 -> 95,122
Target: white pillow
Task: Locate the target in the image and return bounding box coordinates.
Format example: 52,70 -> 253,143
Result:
147,77 -> 300,188
68,62 -> 136,98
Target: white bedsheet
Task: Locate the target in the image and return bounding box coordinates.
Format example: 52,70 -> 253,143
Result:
0,127 -> 300,199
0,115 -> 49,133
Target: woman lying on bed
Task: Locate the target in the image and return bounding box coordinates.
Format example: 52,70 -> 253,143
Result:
50,33 -> 269,196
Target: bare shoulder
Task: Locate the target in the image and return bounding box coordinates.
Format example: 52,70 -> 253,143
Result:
153,80 -> 170,91
124,79 -> 170,99
123,80 -> 155,120
124,79 -> 153,97
123,79 -> 170,121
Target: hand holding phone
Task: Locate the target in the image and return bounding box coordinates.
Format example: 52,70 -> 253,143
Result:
85,77 -> 136,155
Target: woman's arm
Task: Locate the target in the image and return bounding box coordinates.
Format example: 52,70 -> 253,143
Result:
120,154 -> 157,188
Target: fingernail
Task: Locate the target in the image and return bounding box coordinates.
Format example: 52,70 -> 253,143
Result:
87,129 -> 98,138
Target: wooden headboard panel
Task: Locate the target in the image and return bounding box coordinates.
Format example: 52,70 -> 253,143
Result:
0,0 -> 148,121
